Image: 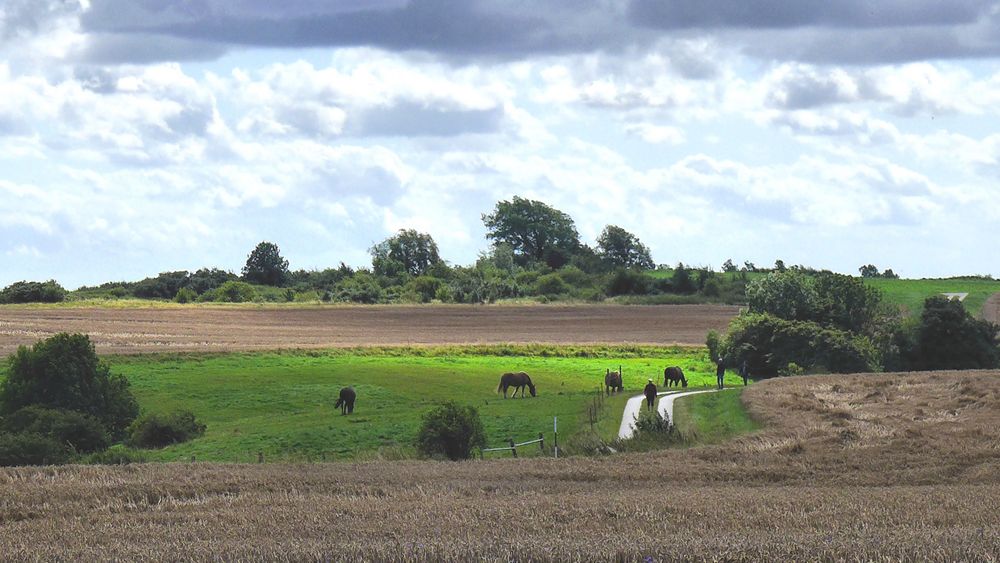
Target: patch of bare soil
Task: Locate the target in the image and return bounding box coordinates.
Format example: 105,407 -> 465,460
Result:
1,370 -> 999,561
984,292 -> 1000,324
0,304 -> 738,355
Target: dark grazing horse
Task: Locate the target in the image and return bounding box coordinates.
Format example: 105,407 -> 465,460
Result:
497,372 -> 536,398
663,366 -> 688,388
334,386 -> 356,414
604,368 -> 623,395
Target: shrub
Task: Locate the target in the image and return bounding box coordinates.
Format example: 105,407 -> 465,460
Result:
0,333 -> 138,439
901,296 -> 1000,370
174,287 -> 197,304
416,401 -> 486,461
212,280 -> 257,303
0,280 -> 66,304
535,273 -> 569,296
606,269 -> 653,296
405,276 -> 443,303
128,410 -> 205,449
132,271 -> 190,299
0,432 -> 70,466
724,313 -> 878,377
335,272 -> 383,304
1,406 -> 109,453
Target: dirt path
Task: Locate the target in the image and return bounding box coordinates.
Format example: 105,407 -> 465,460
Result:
618,388 -> 723,439
983,292 -> 1000,324
0,304 -> 738,355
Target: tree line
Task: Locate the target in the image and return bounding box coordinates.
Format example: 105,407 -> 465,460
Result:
709,271 -> 1000,375
30,196 -> 759,305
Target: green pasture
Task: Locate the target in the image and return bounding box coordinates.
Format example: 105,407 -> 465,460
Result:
101,346 -> 727,462
864,277 -> 1000,318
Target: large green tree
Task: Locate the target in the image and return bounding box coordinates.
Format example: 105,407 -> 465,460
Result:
596,225 -> 654,269
242,241 -> 289,286
482,197 -> 581,268
0,333 -> 138,439
370,229 -> 443,277
905,296 -> 1000,370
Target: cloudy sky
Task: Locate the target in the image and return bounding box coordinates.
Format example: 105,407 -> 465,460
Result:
2,0 -> 1000,288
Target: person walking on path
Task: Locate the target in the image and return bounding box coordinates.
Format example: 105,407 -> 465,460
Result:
716,359 -> 725,390
643,379 -> 658,411
740,360 -> 749,386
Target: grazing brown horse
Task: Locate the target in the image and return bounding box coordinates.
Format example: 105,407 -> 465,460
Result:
663,366 -> 688,388
334,386 -> 356,414
497,372 -> 536,398
604,368 -> 623,395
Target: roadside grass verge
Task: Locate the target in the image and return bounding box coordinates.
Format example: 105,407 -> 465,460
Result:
672,387 -> 760,444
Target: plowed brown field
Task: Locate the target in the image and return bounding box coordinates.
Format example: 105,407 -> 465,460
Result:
0,304 -> 738,355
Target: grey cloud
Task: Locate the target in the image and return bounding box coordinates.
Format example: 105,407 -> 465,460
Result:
628,0 -> 991,30
0,0 -> 77,41
68,0 -> 1000,67
350,102 -> 504,137
80,32 -> 228,64
79,0 -> 636,61
767,70 -> 856,109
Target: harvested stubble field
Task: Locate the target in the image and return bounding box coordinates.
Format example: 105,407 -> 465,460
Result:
0,304 -> 738,356
3,370 -> 1000,561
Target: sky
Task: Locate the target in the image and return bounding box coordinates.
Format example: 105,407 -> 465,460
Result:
2,0 -> 1000,289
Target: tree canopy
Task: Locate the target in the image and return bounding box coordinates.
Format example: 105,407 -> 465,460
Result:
482,197 -> 581,268
0,333 -> 138,438
596,225 -> 654,269
242,241 -> 289,286
371,229 -> 443,277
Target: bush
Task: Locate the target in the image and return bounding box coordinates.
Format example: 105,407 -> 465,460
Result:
174,287 -> 197,304
0,333 -> 138,439
405,276 -> 443,303
335,272 -> 383,304
0,432 -> 70,466
724,313 -> 878,377
128,410 -> 206,449
900,296 -> 1000,371
132,271 -> 190,299
606,269 -> 653,296
210,280 -> 257,303
416,401 -> 486,461
0,280 -> 66,304
1,406 -> 109,453
535,273 -> 569,296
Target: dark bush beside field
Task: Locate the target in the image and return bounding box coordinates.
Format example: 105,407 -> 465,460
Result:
128,410 -> 206,449
1,406 -> 110,454
0,432 -> 70,466
0,280 -> 66,304
416,401 -> 486,461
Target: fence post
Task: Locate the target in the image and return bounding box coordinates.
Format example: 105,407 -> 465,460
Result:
538,432 -> 545,454
509,438 -> 517,458
554,417 -> 559,458
257,451 -> 264,463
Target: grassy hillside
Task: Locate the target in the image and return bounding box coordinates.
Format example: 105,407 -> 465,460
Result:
101,346 -> 729,462
864,277 -> 1000,317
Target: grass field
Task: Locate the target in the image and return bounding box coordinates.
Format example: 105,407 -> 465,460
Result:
100,346 -> 730,462
864,277 -> 1000,317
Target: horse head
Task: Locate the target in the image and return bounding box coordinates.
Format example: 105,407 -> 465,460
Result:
528,382 -> 537,397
